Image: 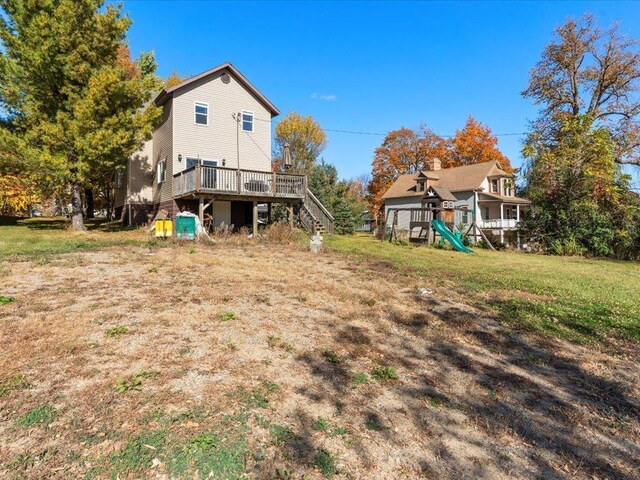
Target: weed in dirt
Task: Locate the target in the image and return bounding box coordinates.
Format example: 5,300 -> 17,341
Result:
269,423 -> 294,445
115,371 -> 158,393
110,430 -> 167,476
428,397 -> 442,408
222,295 -> 232,302
0,265 -> 10,276
179,346 -> 191,356
487,389 -> 498,399
15,405 -> 56,428
371,366 -> 398,381
255,414 -> 271,429
0,374 -> 28,397
219,310 -> 237,321
351,372 -> 369,387
226,338 -> 238,351
167,417 -> 248,478
331,426 -> 348,437
274,466 -> 295,479
187,247 -> 196,254
105,325 -> 129,338
527,353 -> 547,365
256,294 -> 271,305
148,266 -> 158,273
360,297 -> 376,307
322,350 -> 343,364
267,335 -> 294,352
8,452 -> 36,470
0,294 -> 15,305
364,418 -> 385,432
312,417 -> 330,432
236,381 -> 279,409
314,448 -> 338,477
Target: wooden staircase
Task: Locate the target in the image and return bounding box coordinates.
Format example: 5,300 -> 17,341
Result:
299,189 -> 334,234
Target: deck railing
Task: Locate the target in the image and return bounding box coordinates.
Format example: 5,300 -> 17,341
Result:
304,189 -> 335,234
174,166 -> 306,199
479,219 -> 518,229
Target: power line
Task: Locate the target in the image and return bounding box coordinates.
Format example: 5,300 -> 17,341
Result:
251,115 -> 527,138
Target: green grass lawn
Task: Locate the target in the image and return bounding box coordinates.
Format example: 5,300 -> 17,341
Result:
0,217 -> 147,260
326,234 -> 640,348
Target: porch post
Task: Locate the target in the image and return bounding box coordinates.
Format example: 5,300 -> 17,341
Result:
252,201 -> 258,236
287,203 -> 294,228
198,197 -> 204,225
500,203 -> 504,244
516,204 -> 521,250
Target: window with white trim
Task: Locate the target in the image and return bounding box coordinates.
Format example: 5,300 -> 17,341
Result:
115,171 -> 124,189
157,159 -> 166,184
195,102 -> 208,125
490,178 -> 499,193
416,180 -> 425,192
241,111 -> 254,132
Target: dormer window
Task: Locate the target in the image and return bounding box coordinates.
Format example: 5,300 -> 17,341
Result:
490,178 -> 499,193
503,179 -> 514,197
417,180 -> 426,192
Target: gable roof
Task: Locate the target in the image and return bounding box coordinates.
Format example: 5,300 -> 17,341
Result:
381,161 -> 511,200
427,186 -> 457,202
154,62 -> 280,116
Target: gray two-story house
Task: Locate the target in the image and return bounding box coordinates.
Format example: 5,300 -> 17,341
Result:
115,62 -> 332,233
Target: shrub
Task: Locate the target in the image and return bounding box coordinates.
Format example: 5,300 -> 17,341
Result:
371,366 -> 398,381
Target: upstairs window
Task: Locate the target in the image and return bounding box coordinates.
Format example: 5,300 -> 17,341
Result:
115,171 -> 124,189
490,178 -> 499,193
157,159 -> 166,184
503,179 -> 514,197
242,111 -> 254,132
416,180 -> 425,192
195,102 -> 208,125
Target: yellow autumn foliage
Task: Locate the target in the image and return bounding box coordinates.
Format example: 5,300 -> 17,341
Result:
0,175 -> 38,216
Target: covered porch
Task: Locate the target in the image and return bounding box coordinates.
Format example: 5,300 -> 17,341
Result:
477,193 -> 531,245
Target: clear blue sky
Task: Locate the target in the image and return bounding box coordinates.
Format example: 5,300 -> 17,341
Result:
122,0 -> 640,186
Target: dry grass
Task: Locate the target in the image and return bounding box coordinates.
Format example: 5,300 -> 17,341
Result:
0,238 -> 638,479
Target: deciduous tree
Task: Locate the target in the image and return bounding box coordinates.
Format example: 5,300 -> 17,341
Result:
523,14 -> 640,166
274,112 -> 327,174
447,116 -> 512,170
0,0 -> 161,229
367,126 -> 447,216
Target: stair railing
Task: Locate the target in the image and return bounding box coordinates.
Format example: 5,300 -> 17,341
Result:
303,189 -> 334,234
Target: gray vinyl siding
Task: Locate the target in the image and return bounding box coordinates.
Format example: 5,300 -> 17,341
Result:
115,139 -> 154,208
153,99 -> 174,203
171,68 -> 273,177
384,197 -> 422,231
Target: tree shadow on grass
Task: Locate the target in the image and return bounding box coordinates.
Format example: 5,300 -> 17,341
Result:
291,294 -> 640,479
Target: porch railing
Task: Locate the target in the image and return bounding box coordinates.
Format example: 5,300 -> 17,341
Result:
174,165 -> 306,199
479,219 -> 518,229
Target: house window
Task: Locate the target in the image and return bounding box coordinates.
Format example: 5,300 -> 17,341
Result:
503,179 -> 514,197
157,159 -> 166,184
417,181 -> 425,192
461,208 -> 469,224
195,102 -> 208,125
484,206 -> 490,219
241,111 -> 254,132
491,178 -> 499,193
115,171 -> 124,189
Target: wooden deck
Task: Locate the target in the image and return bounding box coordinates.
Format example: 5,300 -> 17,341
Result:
173,165 -> 306,200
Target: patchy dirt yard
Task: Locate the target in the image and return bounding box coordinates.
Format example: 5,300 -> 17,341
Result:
0,241 -> 638,479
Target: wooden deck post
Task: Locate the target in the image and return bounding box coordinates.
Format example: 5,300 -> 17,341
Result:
287,203 -> 294,228
252,201 -> 258,236
267,203 -> 272,224
198,197 -> 204,225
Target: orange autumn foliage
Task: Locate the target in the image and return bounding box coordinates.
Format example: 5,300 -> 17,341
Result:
446,116 -> 513,171
368,117 -> 512,216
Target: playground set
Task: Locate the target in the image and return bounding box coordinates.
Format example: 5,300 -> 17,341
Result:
384,205 -> 496,253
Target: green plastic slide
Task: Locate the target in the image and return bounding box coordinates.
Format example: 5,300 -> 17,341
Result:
431,220 -> 474,253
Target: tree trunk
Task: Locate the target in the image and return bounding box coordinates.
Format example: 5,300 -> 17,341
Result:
85,188 -> 94,218
71,183 -> 86,230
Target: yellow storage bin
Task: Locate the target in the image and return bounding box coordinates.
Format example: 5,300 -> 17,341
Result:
155,219 -> 173,238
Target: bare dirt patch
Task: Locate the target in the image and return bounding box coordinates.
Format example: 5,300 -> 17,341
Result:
0,242 -> 638,479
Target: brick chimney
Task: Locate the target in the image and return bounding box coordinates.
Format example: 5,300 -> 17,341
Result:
427,158 -> 441,171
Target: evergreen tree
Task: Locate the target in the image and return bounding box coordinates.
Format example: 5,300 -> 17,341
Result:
0,0 -> 161,229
